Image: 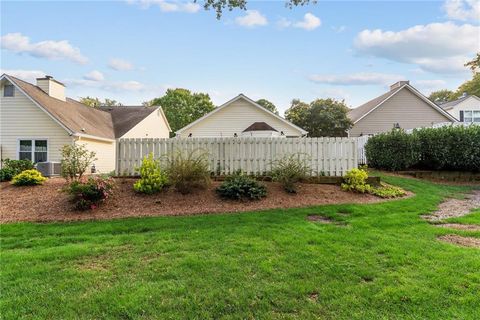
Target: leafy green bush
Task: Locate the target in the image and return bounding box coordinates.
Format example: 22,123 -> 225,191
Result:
11,169 -> 47,186
341,168 -> 372,193
216,171 -> 267,200
370,185 -> 406,198
65,176 -> 116,210
61,144 -> 97,181
165,149 -> 211,194
0,168 -> 15,182
0,159 -> 34,181
133,153 -> 168,194
271,154 -> 310,193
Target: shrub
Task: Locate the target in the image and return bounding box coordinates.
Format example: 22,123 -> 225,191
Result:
271,154 -> 310,193
133,153 -> 168,194
216,171 -> 267,200
370,184 -> 406,198
0,159 -> 34,182
61,144 -> 97,181
11,169 -> 47,186
65,175 -> 116,210
0,168 -> 15,182
165,149 -> 211,194
341,168 -> 372,193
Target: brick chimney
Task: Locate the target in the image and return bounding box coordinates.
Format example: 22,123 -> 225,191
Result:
36,76 -> 66,101
390,80 -> 409,91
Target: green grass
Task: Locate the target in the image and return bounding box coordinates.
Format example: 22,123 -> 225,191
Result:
1,176 -> 479,319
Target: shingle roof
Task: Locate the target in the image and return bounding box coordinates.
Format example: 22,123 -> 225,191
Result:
99,106 -> 157,138
439,95 -> 472,110
348,86 -> 403,123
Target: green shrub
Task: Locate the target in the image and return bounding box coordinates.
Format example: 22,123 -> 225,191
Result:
0,159 -> 34,181
65,176 -> 116,210
165,149 -> 211,194
0,168 -> 15,182
216,171 -> 267,200
370,184 -> 406,198
271,154 -> 310,193
61,144 -> 97,181
341,168 -> 372,193
133,153 -> 168,194
11,169 -> 47,186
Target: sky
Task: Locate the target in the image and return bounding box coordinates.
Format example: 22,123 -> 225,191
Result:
1,0 -> 479,115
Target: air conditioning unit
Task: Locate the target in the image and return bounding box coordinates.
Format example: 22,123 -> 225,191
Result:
36,162 -> 62,177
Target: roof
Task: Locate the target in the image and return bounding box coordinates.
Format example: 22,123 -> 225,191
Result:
176,94 -> 308,135
99,106 -> 158,138
243,122 -> 278,132
348,84 -> 457,124
439,95 -> 480,110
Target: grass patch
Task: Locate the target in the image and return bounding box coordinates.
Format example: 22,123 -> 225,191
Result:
1,176 -> 480,319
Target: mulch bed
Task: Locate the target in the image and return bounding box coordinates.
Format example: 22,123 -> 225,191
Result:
438,235 -> 480,248
0,178 -> 384,223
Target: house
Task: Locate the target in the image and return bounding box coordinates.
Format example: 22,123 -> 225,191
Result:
439,94 -> 480,123
176,94 -> 307,138
347,81 -> 457,137
0,74 -> 171,173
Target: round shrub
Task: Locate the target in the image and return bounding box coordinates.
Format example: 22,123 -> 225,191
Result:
65,176 -> 116,210
0,168 -> 15,182
11,169 -> 47,186
133,153 -> 168,194
0,159 -> 34,182
341,168 -> 372,193
216,171 -> 267,201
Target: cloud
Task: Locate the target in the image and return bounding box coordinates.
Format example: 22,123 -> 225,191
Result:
354,22 -> 479,74
309,72 -> 405,86
0,33 -> 88,64
83,70 -> 104,82
414,79 -> 448,93
0,69 -> 46,82
64,77 -> 169,93
127,0 -> 200,13
108,58 -> 134,71
235,10 -> 268,28
444,0 -> 480,21
278,13 -> 321,31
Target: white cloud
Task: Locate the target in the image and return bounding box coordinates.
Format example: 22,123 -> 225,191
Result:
83,70 -> 104,82
64,77 -> 169,94
108,58 -> 134,71
278,13 -> 321,31
309,72 -> 405,86
354,22 -> 479,74
127,0 -> 200,13
444,0 -> 480,21
235,10 -> 268,28
0,69 -> 46,82
414,79 -> 448,93
0,33 -> 88,64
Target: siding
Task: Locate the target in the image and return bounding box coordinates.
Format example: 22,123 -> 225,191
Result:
121,108 -> 170,139
445,97 -> 480,121
75,137 -> 116,174
177,98 -> 303,138
349,88 -> 452,137
0,83 -> 73,163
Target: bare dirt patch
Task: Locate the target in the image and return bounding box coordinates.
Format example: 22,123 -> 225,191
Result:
306,215 -> 334,224
438,234 -> 480,248
422,190 -> 480,222
0,178 -> 386,223
437,223 -> 480,232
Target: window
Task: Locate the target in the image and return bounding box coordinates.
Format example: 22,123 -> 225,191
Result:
18,140 -> 48,163
4,84 -> 14,97
464,111 -> 473,123
462,110 -> 480,123
474,111 -> 480,123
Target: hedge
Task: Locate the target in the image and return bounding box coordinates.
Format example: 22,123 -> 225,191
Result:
365,125 -> 480,172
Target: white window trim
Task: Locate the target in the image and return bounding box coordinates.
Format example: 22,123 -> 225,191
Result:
16,138 -> 49,162
463,110 -> 480,123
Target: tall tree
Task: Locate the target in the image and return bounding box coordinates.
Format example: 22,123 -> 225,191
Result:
452,73 -> 480,99
149,88 -> 215,133
256,99 -> 279,115
79,96 -> 123,108
199,0 -> 312,18
428,89 -> 455,104
464,53 -> 480,74
285,98 -> 352,137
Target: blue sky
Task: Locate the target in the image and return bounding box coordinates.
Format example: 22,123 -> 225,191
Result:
1,0 -> 479,115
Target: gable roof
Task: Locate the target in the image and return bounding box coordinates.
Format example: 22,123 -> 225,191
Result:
176,94 -> 308,135
348,84 -> 457,124
243,122 -> 278,132
439,95 -> 480,110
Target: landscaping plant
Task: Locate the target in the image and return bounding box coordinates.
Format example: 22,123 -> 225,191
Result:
341,168 -> 406,198
165,149 -> 211,194
370,184 -> 406,198
133,153 -> 168,194
61,144 -> 97,181
0,159 -> 34,182
65,175 -> 116,210
216,171 -> 267,200
271,154 -> 310,193
11,169 -> 47,186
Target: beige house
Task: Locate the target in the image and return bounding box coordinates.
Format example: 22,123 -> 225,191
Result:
439,94 -> 480,123
176,94 -> 307,138
347,81 -> 457,137
0,74 -> 171,173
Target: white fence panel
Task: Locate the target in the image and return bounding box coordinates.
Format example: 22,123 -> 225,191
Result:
116,137 -> 357,177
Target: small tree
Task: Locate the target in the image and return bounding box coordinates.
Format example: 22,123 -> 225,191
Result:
61,144 -> 97,181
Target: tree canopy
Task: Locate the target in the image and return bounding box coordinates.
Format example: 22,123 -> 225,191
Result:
148,88 -> 215,133
79,97 -> 123,108
465,53 -> 480,74
428,89 -> 455,104
285,98 -> 352,137
256,99 -> 279,115
199,0 -> 313,18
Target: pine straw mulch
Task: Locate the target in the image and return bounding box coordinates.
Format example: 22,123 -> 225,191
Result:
0,178 -> 386,224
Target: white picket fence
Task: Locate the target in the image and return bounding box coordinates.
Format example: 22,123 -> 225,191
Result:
116,137 -> 358,177
357,135 -> 371,165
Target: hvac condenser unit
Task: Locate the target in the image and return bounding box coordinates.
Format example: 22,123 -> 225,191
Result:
36,162 -> 62,177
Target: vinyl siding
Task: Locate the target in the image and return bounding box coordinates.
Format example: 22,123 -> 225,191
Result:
349,88 -> 452,137
177,98 -> 303,138
75,137 -> 116,173
121,108 -> 170,139
0,83 -> 73,164
445,97 -> 480,121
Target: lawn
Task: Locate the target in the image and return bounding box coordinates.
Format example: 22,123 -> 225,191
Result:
1,175 -> 479,319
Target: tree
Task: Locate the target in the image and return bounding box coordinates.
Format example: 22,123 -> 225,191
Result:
285,98 -> 352,137
428,89 -> 455,104
149,88 -> 215,133
452,73 -> 480,100
199,0 -> 313,18
464,53 -> 480,74
79,96 -> 123,108
256,99 -> 279,115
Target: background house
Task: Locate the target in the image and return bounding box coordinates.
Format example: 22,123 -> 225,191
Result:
439,94 -> 480,123
347,81 -> 457,137
0,74 -> 170,173
176,94 -> 307,138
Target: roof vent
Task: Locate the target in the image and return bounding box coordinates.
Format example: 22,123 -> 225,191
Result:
390,81 -> 409,91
